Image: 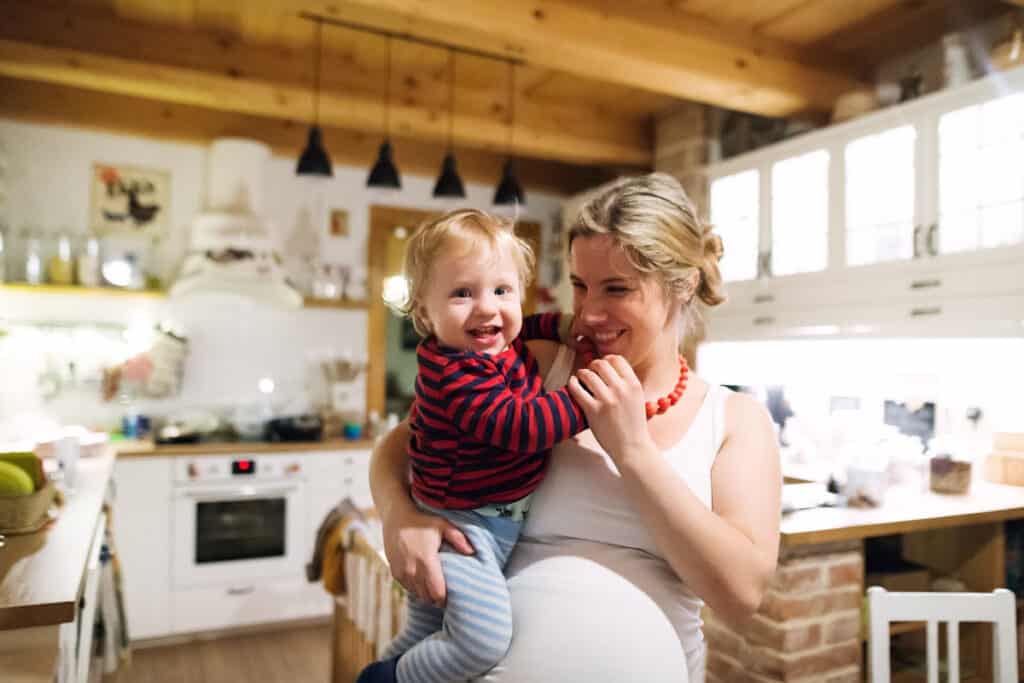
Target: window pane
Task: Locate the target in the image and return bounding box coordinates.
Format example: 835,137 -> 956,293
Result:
980,202 -> 1024,248
845,126 -> 915,265
772,150 -> 828,276
939,210 -> 980,253
939,95 -> 1024,253
710,170 -> 759,282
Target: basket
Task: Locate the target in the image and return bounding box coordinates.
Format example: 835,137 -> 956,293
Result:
0,481 -> 58,534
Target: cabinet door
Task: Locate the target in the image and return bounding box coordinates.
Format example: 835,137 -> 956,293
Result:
112,458 -> 173,640
937,93 -> 1024,254
710,169 -> 760,282
844,125 -> 917,266
771,149 -> 829,276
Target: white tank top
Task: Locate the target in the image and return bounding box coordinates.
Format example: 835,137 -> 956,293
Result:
476,346 -> 729,683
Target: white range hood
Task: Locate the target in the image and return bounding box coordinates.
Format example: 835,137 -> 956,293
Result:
170,138 -> 302,308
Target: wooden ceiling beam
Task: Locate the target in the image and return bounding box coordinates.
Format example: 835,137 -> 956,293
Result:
0,2 -> 650,166
0,76 -> 617,196
289,0 -> 866,116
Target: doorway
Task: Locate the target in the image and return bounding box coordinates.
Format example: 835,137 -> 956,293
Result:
366,206 -> 542,419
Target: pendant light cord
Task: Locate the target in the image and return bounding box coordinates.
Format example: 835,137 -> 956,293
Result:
314,19 -> 322,125
448,49 -> 455,152
507,62 -> 515,158
384,37 -> 392,137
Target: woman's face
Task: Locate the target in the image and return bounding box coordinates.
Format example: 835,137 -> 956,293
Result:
569,234 -> 680,367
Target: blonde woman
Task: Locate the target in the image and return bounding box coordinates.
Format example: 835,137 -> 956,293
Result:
371,173 -> 781,682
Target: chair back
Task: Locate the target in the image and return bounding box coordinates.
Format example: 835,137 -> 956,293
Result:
867,586 -> 1019,683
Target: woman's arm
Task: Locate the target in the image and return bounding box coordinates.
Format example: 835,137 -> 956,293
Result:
570,357 -> 781,625
369,418 -> 473,606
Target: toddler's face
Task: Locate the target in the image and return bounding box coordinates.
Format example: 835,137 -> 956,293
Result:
420,241 -> 523,355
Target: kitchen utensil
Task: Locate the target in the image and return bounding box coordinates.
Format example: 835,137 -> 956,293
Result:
265,414 -> 323,442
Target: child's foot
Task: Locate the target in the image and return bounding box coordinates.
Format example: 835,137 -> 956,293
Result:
355,656 -> 399,683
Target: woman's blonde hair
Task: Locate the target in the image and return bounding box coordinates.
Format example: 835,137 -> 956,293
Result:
396,209 -> 536,336
568,172 -> 726,340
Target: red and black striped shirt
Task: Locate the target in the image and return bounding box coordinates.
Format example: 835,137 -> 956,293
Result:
409,312 -> 587,510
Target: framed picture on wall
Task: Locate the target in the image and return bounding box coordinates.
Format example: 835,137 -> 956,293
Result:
328,208 -> 349,237
90,163 -> 170,241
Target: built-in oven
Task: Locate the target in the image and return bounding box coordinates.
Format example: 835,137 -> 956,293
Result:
171,454 -> 308,589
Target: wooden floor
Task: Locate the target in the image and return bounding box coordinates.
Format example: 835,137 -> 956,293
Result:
105,624 -> 332,683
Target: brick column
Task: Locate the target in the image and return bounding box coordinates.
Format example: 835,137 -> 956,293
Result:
705,540 -> 865,683
654,102 -> 711,219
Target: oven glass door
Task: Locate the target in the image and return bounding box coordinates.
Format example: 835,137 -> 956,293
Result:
173,480 -> 307,588
195,497 -> 286,563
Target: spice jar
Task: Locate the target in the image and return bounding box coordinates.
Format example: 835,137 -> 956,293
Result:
23,229 -> 44,284
48,232 -> 74,285
77,236 -> 100,287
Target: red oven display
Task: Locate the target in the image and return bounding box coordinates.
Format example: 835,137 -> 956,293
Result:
231,459 -> 256,475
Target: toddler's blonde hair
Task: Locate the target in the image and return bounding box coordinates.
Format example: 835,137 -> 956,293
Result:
396,209 -> 536,336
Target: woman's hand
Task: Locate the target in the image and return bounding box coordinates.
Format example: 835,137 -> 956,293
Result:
568,355 -> 655,465
381,504 -> 474,607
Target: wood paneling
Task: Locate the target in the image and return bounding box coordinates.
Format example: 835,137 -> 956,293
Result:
0,38 -> 647,166
293,0 -> 864,116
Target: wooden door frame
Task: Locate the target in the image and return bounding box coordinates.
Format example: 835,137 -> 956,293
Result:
366,205 -> 543,418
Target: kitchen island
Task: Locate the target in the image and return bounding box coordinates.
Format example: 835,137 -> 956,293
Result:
704,480 -> 1024,683
0,451 -> 115,682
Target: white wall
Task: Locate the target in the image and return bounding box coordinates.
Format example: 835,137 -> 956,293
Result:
0,118 -> 566,428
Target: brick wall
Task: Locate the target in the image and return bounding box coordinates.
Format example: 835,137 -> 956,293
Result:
705,540 -> 865,683
654,102 -> 711,220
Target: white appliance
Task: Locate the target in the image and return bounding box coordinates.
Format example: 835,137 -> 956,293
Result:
171,453 -> 309,589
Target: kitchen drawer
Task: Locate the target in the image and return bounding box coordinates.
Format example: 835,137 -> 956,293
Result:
171,576 -> 331,634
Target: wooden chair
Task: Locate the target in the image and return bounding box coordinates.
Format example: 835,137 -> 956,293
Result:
867,586 -> 1019,683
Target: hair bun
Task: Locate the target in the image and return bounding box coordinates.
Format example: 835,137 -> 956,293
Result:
702,226 -> 724,263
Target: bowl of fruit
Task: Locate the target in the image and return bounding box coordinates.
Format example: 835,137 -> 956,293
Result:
0,452 -> 58,534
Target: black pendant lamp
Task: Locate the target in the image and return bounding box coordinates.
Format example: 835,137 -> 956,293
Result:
296,19 -> 333,177
367,36 -> 401,189
494,62 -> 525,206
433,50 -> 466,198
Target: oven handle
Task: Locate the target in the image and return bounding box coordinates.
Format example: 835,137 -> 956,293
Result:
176,485 -> 300,501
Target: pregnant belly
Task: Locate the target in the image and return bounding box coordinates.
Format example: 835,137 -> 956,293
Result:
475,541 -> 691,683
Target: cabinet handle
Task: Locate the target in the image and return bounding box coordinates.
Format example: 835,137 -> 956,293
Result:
753,316 -> 776,326
753,294 -> 775,304
909,278 -> 942,290
926,223 -> 939,256
227,586 -> 255,596
757,251 -> 773,279
909,306 -> 942,317
912,225 -> 922,259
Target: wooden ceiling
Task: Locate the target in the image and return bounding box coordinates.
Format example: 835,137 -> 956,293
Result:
0,0 -> 1013,193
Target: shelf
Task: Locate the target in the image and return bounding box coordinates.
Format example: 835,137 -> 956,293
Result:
0,283 -> 165,298
302,297 -> 369,310
2,284 -> 370,310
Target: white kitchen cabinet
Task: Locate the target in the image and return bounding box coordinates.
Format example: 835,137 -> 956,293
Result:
705,64 -> 1024,340
111,457 -> 173,640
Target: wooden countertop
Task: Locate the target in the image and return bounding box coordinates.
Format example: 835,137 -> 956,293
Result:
114,437 -> 377,456
0,451 -> 114,630
781,481 -> 1024,546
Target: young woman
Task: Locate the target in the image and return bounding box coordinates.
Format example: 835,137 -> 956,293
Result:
370,173 -> 781,682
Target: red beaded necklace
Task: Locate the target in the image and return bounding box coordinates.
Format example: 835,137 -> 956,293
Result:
645,356 -> 689,419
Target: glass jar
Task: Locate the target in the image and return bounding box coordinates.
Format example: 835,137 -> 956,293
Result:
48,232 -> 75,285
76,236 -> 100,287
23,229 -> 44,284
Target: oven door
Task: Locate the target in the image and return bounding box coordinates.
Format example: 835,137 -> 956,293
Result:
172,479 -> 307,588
